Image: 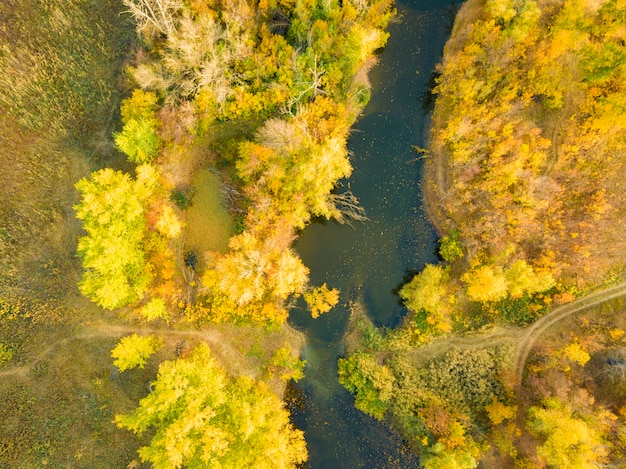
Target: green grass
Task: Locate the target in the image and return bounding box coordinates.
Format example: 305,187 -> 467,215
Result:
183,169 -> 234,260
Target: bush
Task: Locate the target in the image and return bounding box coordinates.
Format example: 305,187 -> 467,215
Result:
111,334 -> 162,372
338,352 -> 394,419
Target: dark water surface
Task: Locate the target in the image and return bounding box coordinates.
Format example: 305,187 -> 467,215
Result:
289,1 -> 455,467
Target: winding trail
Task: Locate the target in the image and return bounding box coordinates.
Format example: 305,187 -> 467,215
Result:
513,280 -> 626,384
0,323 -> 269,381
403,325 -> 518,366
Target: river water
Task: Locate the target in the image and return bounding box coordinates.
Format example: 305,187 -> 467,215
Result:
289,1 -> 455,467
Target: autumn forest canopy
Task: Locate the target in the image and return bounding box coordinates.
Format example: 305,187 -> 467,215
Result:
1,0 -> 626,467
338,0 -> 626,467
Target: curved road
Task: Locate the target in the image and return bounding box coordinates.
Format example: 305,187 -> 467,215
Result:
514,280 -> 626,384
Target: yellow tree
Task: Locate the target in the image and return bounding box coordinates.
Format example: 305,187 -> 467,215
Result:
116,343 -> 308,468
527,397 -> 608,468
74,166 -> 159,309
303,283 -> 339,318
462,265 -> 508,303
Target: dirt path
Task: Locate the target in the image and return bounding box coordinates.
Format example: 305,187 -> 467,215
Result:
514,281 -> 626,384
0,322 -> 262,380
391,281 -> 626,384
403,325 -> 518,366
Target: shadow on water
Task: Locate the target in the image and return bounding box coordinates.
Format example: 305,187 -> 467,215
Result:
289,0 -> 458,467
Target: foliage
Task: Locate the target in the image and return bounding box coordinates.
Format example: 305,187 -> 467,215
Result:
115,342 -> 308,468
462,265 -> 508,304
420,434 -> 480,469
338,352 -> 394,419
400,264 -> 455,338
439,229 -> 464,263
111,334 -> 163,371
382,354 -> 485,468
425,347 -> 505,413
119,0 -> 395,325
304,283 -> 340,318
74,167 -> 159,309
430,0 -> 626,286
504,260 -> 555,298
201,232 -> 309,323
138,297 -> 169,321
462,260 -> 554,305
485,398 -> 516,425
266,346 -> 305,382
0,343 -> 14,368
114,89 -> 160,163
560,341 -> 590,367
527,397 -> 608,468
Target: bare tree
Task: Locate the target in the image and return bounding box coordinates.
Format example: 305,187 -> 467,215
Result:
122,0 -> 184,37
329,191 -> 367,225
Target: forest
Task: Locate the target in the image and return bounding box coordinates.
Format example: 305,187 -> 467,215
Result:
338,0 -> 626,467
1,0 -> 625,467
0,0 -> 391,466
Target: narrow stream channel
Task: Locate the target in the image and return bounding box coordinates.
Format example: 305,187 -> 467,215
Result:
289,1 -> 455,467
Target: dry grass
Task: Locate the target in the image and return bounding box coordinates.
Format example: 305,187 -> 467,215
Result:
0,2 -> 305,465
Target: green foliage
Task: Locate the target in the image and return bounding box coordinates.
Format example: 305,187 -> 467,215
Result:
115,342 -> 308,468
495,293 -> 545,325
381,355 -> 484,468
425,347 -> 505,413
400,264 -> 454,337
74,166 -> 159,309
170,188 -> 192,209
527,397 -> 608,468
115,118 -> 160,163
138,298 -> 169,321
421,435 -> 480,469
111,334 -> 163,372
266,346 -> 305,382
0,343 -> 14,368
439,229 -> 464,263
337,352 -> 394,419
114,89 -> 160,163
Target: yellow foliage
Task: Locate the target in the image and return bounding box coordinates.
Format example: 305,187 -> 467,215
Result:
304,283 -> 340,318
462,265 -> 508,303
561,342 -> 591,367
155,204 -> 183,238
485,398 -> 517,425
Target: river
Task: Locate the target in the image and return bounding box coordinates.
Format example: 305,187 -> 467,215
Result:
289,0 -> 455,467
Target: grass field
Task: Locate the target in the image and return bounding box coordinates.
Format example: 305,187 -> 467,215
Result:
0,2 -> 307,465
184,169 -> 234,263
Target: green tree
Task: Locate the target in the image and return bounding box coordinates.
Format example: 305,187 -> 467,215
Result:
338,352 -> 394,419
74,166 -> 158,309
400,264 -> 454,335
111,334 -> 163,371
439,229 -> 464,263
527,397 -> 608,469
115,343 -> 308,468
114,89 -> 160,163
